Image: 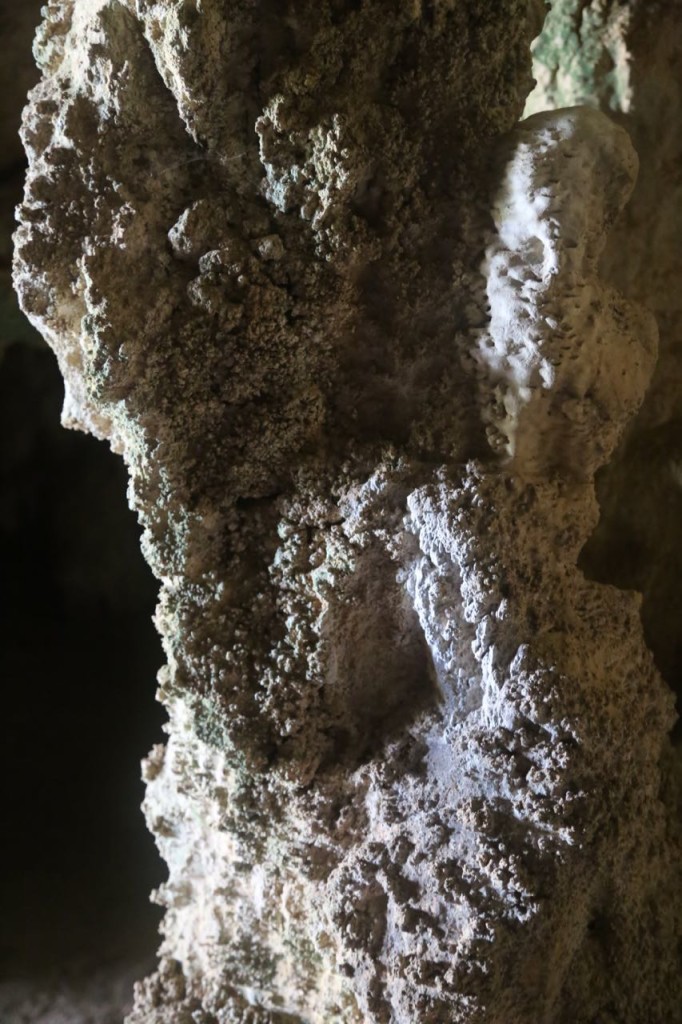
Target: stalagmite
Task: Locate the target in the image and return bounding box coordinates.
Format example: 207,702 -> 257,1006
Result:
13,2 -> 681,1021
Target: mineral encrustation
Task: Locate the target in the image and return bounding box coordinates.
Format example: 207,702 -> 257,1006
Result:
13,1 -> 681,1021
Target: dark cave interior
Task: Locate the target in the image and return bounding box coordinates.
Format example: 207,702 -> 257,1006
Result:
0,341 -> 166,1018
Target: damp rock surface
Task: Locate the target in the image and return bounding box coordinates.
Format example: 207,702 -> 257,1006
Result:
13,2 -> 681,1022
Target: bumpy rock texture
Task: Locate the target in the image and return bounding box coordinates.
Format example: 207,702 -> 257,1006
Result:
13,2 -> 682,1022
527,0 -> 682,725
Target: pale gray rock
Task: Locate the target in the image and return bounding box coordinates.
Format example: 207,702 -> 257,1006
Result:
475,107 -> 656,478
527,0 -> 682,731
13,2 -> 680,1021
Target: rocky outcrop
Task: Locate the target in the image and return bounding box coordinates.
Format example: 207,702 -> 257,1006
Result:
13,2 -> 681,1021
527,0 -> 682,726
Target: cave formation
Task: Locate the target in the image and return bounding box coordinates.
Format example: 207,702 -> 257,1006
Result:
5,1 -> 682,1021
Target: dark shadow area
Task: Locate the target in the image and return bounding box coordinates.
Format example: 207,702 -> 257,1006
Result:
580,420 -> 682,744
0,8 -> 167,1007
0,341 -> 165,1020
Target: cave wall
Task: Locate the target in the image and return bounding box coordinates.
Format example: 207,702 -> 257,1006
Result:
11,2 -> 682,1022
527,0 -> 682,736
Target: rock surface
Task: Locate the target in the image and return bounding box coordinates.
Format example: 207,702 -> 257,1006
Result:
527,0 -> 682,733
13,1 -> 681,1021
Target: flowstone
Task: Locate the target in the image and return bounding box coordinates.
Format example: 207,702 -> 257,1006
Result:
13,2 -> 681,1021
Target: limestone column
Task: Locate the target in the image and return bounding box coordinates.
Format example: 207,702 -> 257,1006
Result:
14,2 -> 681,1021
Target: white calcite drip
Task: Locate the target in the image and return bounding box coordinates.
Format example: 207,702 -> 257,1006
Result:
476,107 -> 656,478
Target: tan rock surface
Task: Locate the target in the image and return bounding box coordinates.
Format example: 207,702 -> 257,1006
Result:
13,2 -> 681,1021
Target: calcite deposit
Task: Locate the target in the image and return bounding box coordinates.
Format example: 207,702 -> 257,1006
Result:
13,1 -> 681,1021
527,0 -> 682,719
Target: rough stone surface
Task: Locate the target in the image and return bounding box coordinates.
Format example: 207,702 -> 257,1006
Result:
13,2 -> 682,1022
527,0 -> 682,726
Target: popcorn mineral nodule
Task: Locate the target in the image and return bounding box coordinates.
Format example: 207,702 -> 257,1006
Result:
13,1 -> 681,1022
